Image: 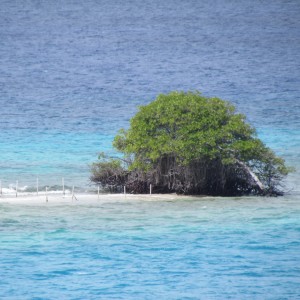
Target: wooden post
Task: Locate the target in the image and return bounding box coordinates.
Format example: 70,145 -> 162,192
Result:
97,185 -> 100,199
36,177 -> 39,196
150,184 -> 152,196
124,186 -> 126,196
46,186 -> 48,202
71,185 -> 77,201
16,180 -> 18,197
62,177 -> 65,197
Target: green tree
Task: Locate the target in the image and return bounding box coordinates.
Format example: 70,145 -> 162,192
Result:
91,91 -> 293,195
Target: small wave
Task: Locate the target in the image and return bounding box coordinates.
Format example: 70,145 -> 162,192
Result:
0,183 -> 75,196
1,187 -> 18,195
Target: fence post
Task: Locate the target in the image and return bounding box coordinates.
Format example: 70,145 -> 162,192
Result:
150,184 -> 152,196
62,177 -> 65,197
71,185 -> 78,201
37,177 -> 39,196
124,186 -> 126,196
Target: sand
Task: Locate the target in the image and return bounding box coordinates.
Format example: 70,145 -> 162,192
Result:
0,191 -> 195,205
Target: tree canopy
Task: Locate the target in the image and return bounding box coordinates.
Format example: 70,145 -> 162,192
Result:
91,91 -> 292,196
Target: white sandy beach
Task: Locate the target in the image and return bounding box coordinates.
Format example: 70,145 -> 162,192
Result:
0,191 -> 196,205
1,189 -> 298,206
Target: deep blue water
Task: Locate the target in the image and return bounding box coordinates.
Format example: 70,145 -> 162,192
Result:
0,0 -> 299,191
1,0 -> 300,298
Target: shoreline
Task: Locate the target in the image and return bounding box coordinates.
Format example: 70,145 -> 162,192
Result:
0,192 -> 197,204
0,191 -> 298,206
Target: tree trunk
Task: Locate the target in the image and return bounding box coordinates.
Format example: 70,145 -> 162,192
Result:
236,160 -> 264,192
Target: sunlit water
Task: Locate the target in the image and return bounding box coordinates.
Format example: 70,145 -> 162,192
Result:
1,196 -> 300,299
0,0 -> 300,298
0,0 -> 299,191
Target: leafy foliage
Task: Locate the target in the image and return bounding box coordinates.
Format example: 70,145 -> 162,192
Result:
90,152 -> 127,192
92,91 -> 293,195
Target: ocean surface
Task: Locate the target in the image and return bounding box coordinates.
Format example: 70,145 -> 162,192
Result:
0,0 -> 300,298
0,0 -> 299,192
1,195 -> 300,299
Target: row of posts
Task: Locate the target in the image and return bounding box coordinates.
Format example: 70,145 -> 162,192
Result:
0,179 -> 153,200
0,178 -> 75,201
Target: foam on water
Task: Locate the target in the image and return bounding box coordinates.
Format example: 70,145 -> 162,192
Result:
1,186 -> 72,197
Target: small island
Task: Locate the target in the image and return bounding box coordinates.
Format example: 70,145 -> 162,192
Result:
91,91 -> 292,196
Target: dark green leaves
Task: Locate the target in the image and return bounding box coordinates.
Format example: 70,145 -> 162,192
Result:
92,91 -> 293,195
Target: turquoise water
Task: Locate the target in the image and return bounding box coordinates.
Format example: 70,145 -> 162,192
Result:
1,196 -> 300,299
1,0 -> 300,298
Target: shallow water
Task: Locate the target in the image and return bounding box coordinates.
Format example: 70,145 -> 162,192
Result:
0,195 -> 300,299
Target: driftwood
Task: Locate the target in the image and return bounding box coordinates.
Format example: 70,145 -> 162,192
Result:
235,160 -> 264,192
